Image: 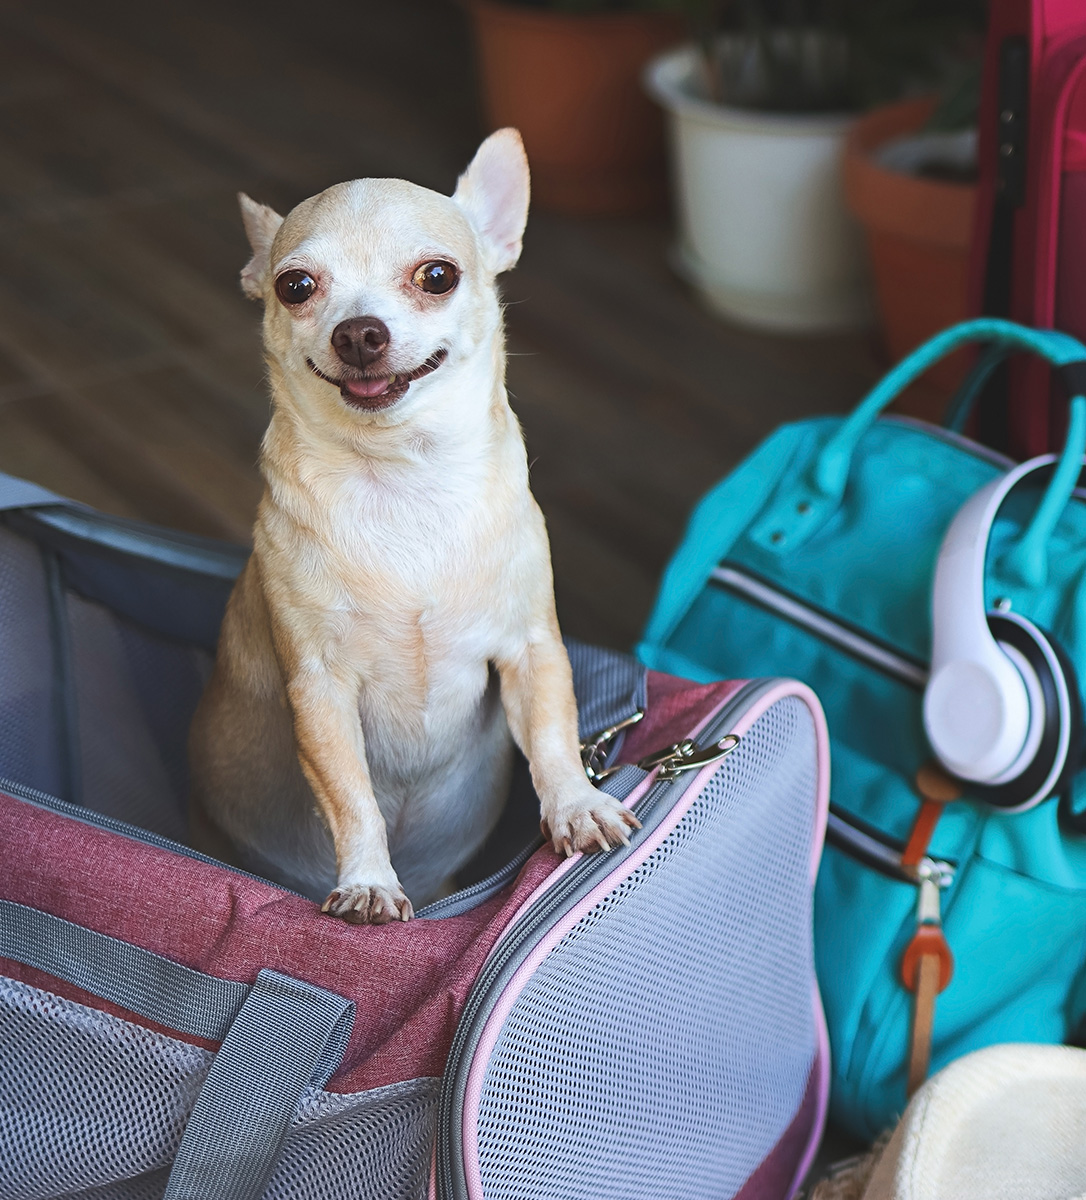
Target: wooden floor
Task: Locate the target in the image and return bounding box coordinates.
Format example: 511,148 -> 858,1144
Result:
0,0 -> 881,650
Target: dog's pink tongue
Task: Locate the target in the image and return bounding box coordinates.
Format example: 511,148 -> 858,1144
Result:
343,376 -> 391,399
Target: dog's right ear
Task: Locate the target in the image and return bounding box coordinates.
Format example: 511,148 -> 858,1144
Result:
238,193 -> 284,300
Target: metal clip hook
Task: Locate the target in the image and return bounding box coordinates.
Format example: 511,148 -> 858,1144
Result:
580,710 -> 645,784
637,734 -> 741,780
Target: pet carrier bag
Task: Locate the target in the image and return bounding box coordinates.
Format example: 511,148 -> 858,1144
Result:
638,318 -> 1086,1141
968,0 -> 1086,455
0,471 -> 830,1200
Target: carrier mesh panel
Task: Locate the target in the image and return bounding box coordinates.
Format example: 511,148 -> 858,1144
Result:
0,528 -> 62,798
0,977 -> 439,1200
0,516 -> 214,837
67,591 -> 210,839
472,696 -> 819,1200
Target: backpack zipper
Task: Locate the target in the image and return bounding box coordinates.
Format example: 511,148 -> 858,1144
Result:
707,567 -> 957,886
826,803 -> 955,886
710,564 -> 928,690
435,679 -> 774,1200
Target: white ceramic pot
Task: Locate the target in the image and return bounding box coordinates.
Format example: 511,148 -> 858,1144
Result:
645,44 -> 873,333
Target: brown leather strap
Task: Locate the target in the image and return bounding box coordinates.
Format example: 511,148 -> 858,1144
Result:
907,952 -> 942,1096
903,762 -> 962,867
901,800 -> 944,868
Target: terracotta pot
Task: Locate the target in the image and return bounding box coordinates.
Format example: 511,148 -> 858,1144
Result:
466,0 -> 682,215
844,97 -> 977,421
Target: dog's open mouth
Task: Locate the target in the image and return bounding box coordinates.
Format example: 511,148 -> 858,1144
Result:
306,349 -> 448,410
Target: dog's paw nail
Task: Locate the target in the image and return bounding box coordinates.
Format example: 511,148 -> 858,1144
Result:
544,793 -> 639,857
322,882 -> 412,925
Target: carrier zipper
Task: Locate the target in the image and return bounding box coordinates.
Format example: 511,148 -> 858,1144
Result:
0,773 -> 572,922
434,678 -> 776,1200
711,564 -> 928,689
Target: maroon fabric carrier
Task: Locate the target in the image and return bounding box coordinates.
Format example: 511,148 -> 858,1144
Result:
0,475 -> 830,1200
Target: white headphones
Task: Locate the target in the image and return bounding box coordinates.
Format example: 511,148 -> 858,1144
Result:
924,456 -> 1083,812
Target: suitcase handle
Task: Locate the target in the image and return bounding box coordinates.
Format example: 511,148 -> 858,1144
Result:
752,319 -> 1086,566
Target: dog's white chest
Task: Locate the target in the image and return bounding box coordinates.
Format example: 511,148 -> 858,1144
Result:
298,477 -> 520,769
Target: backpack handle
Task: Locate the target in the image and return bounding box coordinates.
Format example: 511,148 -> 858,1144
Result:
749,319 -> 1086,574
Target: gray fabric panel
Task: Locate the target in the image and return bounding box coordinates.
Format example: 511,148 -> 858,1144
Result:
163,969 -> 354,1200
564,638 -> 646,739
0,473 -> 65,509
0,977 -> 436,1200
67,591 -> 209,839
3,508 -> 241,651
470,695 -> 820,1200
0,899 -> 248,1041
0,527 -> 64,799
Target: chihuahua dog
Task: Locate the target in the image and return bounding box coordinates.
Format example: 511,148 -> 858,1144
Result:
188,129 -> 639,924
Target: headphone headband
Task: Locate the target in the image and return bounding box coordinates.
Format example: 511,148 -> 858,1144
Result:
926,456 -> 1066,783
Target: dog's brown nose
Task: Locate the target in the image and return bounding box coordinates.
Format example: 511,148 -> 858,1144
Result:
331,317 -> 390,369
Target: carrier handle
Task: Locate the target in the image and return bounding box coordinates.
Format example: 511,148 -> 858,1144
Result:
163,968 -> 354,1200
0,900 -> 355,1200
750,319 -> 1086,579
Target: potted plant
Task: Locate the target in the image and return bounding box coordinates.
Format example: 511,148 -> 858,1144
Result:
644,0 -> 984,333
464,0 -> 685,216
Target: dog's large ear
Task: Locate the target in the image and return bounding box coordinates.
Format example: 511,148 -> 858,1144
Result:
238,193 -> 284,300
453,128 -> 530,274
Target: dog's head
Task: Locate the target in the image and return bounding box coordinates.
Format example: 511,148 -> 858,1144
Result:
239,129 -> 529,423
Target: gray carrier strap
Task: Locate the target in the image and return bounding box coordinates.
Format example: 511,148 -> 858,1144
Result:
164,969 -> 354,1200
565,638 -> 647,740
0,900 -> 355,1199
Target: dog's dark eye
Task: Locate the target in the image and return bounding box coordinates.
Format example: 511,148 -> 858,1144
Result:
275,270 -> 317,306
412,261 -> 459,296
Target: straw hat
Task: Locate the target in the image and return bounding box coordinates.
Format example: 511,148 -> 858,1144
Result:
812,1044 -> 1086,1200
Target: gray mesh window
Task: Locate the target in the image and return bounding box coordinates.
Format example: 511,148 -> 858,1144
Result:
471,696 -> 820,1200
0,977 -> 438,1200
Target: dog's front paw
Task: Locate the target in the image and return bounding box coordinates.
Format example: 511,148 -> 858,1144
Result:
321,880 -> 414,924
541,787 -> 641,858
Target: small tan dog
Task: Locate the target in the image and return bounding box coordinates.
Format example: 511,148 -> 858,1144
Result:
188,129 -> 638,924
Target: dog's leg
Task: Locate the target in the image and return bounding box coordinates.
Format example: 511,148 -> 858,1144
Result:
497,637 -> 641,857
284,664 -> 413,923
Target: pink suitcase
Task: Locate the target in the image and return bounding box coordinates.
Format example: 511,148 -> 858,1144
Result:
968,0 -> 1086,455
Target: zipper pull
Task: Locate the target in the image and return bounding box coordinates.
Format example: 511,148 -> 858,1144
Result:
901,857 -> 955,1096
636,734 -> 741,780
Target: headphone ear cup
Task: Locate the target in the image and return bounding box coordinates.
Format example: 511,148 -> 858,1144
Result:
964,614 -> 1078,811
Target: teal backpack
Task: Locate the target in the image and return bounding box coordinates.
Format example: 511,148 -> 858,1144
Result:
637,319 -> 1086,1140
